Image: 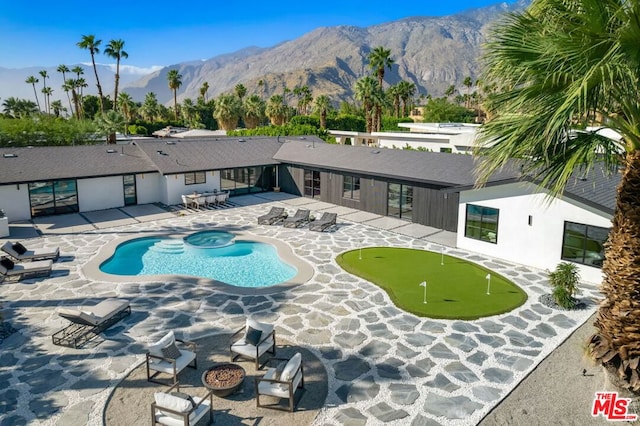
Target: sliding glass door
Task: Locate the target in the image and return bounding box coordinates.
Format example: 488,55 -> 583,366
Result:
29,179 -> 79,217
304,170 -> 321,198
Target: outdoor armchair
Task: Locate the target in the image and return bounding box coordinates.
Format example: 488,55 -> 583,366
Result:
255,352 -> 304,412
151,382 -> 213,426
146,330 -> 198,385
229,318 -> 276,369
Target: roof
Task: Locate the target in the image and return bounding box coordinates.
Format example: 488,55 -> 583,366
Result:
562,165 -> 619,214
0,145 -> 158,185
134,136 -> 322,175
273,141 -> 521,187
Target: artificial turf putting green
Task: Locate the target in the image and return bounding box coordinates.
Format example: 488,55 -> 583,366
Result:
336,247 -> 527,320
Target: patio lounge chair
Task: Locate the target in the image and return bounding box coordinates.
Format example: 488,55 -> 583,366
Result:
282,209 -> 310,228
257,207 -> 286,225
309,212 -> 337,232
152,382 -> 213,426
255,352 -> 304,412
52,298 -> 131,348
230,318 -> 276,369
0,257 -> 53,283
146,330 -> 198,385
1,241 -> 60,262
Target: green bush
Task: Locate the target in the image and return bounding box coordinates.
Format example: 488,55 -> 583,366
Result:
548,262 -> 581,309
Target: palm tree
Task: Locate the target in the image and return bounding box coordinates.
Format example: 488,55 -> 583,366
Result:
397,81 -> 417,117
104,39 -> 128,111
57,65 -> 74,116
368,46 -> 394,87
313,95 -> 331,129
94,110 -> 125,144
354,76 -> 378,133
50,100 -> 65,117
41,87 -> 53,115
213,93 -> 242,130
140,92 -> 159,122
39,70 -> 49,113
181,98 -> 198,126
77,34 -> 105,112
167,69 -> 182,120
199,82 -> 210,102
234,84 -> 247,102
462,76 -> 473,109
243,94 -> 266,129
25,76 -> 41,112
388,84 -> 402,118
117,92 -> 135,124
2,97 -> 19,118
476,0 -> 640,392
265,94 -> 286,126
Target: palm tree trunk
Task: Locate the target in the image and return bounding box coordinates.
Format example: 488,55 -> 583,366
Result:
31,84 -> 41,112
90,53 -> 105,113
590,150 -> 640,391
114,59 -> 120,111
174,90 -> 178,120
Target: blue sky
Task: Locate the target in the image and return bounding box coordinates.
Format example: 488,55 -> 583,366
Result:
1,0 -> 517,71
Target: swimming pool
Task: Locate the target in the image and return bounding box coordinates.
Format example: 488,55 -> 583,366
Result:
99,231 -> 297,288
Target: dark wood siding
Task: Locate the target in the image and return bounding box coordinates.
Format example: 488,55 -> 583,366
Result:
413,187 -> 459,231
360,178 -> 388,215
279,165 -> 303,195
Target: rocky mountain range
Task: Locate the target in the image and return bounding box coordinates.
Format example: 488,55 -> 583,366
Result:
121,0 -> 529,106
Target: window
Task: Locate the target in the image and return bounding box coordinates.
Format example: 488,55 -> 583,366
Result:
184,172 -> 206,185
304,170 -> 321,198
220,166 -> 274,195
562,222 -> 609,268
465,204 -> 499,243
28,180 -> 79,217
123,175 -> 137,206
343,176 -> 360,200
388,183 -> 413,221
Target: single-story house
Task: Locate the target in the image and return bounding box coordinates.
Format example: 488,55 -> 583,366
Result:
0,136 -> 615,283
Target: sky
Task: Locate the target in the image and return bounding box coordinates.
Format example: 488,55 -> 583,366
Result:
1,0 -> 518,72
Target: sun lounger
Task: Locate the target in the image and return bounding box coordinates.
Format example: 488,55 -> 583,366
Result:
283,209 -> 310,228
0,257 -> 53,282
52,298 -> 131,348
309,212 -> 337,232
1,241 -> 60,262
257,207 -> 286,225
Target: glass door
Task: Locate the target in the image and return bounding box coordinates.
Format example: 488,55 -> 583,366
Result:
123,175 -> 137,206
304,170 -> 320,198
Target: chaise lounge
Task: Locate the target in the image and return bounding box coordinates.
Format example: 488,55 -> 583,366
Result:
309,212 -> 337,232
52,298 -> 131,348
282,209 -> 310,228
0,257 -> 53,282
2,241 -> 60,262
257,207 -> 286,225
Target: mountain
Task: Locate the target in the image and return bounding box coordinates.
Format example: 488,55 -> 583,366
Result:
121,0 -> 530,106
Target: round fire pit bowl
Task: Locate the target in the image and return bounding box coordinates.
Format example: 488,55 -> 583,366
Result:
201,363 -> 246,397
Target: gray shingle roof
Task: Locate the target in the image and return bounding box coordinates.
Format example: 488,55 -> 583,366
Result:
0,145 -> 158,185
273,141 -> 521,187
563,164 -> 619,213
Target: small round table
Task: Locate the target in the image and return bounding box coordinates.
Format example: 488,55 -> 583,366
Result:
201,363 -> 246,397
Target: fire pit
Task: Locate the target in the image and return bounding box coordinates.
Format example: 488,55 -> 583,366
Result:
201,363 -> 246,397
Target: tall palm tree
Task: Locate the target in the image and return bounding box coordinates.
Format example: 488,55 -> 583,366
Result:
199,82 -> 210,102
25,76 -> 41,112
243,94 -> 265,129
117,92 -> 135,124
57,65 -> 74,116
313,95 -> 331,129
265,94 -> 286,126
388,84 -> 402,118
77,35 -> 105,112
354,76 -> 378,133
39,70 -> 49,113
397,81 -> 417,117
476,0 -> 640,392
104,39 -> 128,111
213,93 -> 242,130
368,46 -> 394,87
167,69 -> 182,120
462,76 -> 474,109
41,87 -> 53,115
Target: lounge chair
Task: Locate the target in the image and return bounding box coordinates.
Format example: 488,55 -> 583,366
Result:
1,241 -> 60,262
230,318 -> 276,369
309,212 -> 337,232
146,330 -> 198,386
255,353 -> 304,412
152,382 -> 213,426
257,207 -> 286,225
0,257 -> 53,282
282,209 -> 310,228
52,298 -> 131,348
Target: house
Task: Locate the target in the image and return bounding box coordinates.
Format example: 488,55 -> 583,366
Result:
0,136 -> 615,283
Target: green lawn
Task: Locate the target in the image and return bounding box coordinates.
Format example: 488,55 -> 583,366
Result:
336,247 -> 527,320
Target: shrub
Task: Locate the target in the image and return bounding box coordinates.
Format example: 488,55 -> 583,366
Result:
548,262 -> 581,309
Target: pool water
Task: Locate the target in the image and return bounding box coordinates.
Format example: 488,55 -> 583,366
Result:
100,232 -> 297,287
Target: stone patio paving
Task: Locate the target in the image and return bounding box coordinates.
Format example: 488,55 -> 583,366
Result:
0,196 -> 600,425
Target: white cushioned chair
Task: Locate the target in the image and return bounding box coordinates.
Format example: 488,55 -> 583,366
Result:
229,318 -> 276,369
151,382 -> 213,426
146,331 -> 197,385
255,352 -> 304,412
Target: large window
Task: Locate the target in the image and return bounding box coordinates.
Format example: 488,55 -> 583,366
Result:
28,180 -> 79,217
304,170 -> 321,198
343,176 -> 360,200
220,166 -> 274,195
184,172 -> 206,185
465,204 -> 499,243
123,175 -> 137,206
388,183 -> 413,221
562,222 -> 609,268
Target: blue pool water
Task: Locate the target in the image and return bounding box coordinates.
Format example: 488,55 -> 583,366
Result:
100,231 -> 297,287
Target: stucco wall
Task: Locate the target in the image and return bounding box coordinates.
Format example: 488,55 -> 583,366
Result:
0,184 -> 31,221
457,182 -> 612,284
78,176 -> 124,212
135,173 -> 162,205
164,171 -> 220,205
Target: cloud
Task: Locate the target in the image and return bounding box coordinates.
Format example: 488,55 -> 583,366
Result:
84,62 -> 164,76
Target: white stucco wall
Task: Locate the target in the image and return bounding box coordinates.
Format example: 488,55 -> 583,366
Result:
457,182 -> 612,284
0,184 -> 31,221
135,173 -> 162,205
78,176 -> 125,212
164,171 -> 220,205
